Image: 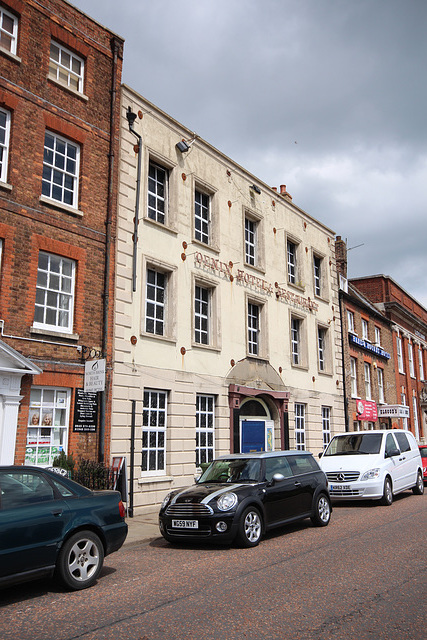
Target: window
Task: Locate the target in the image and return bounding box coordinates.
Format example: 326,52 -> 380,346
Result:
318,326 -> 326,371
0,5 -> 18,55
408,343 -> 415,377
350,357 -> 358,397
412,396 -> 420,440
322,407 -> 331,449
148,161 -> 167,224
195,285 -> 210,345
245,217 -> 256,266
248,302 -> 260,356
49,40 -> 84,93
195,189 -> 210,244
196,394 -> 215,466
287,240 -> 297,285
0,107 -> 10,183
142,389 -> 166,474
42,131 -> 80,208
362,319 -> 369,341
347,310 -> 355,333
34,252 -> 75,333
313,255 -> 322,296
294,403 -> 305,450
375,326 -> 381,346
401,392 -> 408,430
145,268 -> 165,335
364,363 -> 371,400
419,348 -> 425,381
377,367 -> 384,403
396,335 -> 404,373
291,317 -> 301,365
25,387 -> 70,466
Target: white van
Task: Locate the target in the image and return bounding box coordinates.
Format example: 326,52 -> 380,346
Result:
319,429 -> 424,505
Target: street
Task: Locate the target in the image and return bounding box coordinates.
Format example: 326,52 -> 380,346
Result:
1,491 -> 426,640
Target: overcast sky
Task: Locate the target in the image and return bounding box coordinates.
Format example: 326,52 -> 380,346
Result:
71,0 -> 427,308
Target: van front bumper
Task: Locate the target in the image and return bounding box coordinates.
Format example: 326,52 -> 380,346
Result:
328,479 -> 384,500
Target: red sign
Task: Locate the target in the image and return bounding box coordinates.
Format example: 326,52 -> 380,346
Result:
357,400 -> 378,421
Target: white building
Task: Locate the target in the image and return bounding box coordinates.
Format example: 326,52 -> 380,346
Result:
112,85 -> 345,514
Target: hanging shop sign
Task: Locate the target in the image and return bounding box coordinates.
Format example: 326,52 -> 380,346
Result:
378,404 -> 410,418
73,388 -> 98,433
349,334 -> 391,359
356,399 -> 378,421
84,358 -> 106,392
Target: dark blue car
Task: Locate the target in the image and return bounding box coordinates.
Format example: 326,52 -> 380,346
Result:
0,466 -> 127,590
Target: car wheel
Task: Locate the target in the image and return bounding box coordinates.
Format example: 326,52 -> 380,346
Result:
380,477 -> 393,506
412,470 -> 424,495
236,507 -> 262,547
56,531 -> 104,590
310,493 -> 331,527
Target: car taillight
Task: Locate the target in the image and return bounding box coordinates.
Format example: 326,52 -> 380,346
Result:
118,500 -> 126,519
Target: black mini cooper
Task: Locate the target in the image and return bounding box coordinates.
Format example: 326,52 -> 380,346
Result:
159,451 -> 331,547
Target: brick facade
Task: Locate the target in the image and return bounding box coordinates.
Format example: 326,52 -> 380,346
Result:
0,0 -> 124,465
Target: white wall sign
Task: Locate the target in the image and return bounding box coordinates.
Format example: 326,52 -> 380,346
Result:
84,359 -> 106,393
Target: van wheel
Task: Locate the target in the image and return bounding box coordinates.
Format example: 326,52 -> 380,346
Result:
380,477 -> 393,506
412,471 -> 424,495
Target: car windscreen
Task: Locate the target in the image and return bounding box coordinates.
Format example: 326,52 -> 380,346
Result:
198,458 -> 262,483
324,433 -> 382,456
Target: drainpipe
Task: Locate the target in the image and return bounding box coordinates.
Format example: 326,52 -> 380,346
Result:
125,106 -> 142,293
339,290 -> 350,432
99,37 -> 121,463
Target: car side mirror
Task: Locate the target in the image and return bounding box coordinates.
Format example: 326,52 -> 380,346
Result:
385,447 -> 400,458
272,472 -> 285,483
318,452 -> 323,458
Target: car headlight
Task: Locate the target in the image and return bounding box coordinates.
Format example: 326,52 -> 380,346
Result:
161,492 -> 173,510
361,468 -> 380,481
216,492 -> 238,511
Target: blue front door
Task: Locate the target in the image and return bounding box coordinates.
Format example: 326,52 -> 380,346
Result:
241,420 -> 265,452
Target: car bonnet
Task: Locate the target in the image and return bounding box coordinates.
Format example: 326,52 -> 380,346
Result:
169,482 -> 252,506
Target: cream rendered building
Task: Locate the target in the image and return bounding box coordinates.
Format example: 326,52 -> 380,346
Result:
113,85 -> 345,514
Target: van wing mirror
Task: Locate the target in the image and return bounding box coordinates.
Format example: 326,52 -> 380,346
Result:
386,447 -> 400,458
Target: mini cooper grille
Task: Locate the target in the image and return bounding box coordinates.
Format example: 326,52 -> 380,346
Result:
326,471 -> 360,483
166,503 -> 214,517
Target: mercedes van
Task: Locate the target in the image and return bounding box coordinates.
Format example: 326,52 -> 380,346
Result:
319,429 -> 423,505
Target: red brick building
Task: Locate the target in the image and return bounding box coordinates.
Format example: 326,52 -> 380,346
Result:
0,0 -> 123,465
350,274 -> 427,443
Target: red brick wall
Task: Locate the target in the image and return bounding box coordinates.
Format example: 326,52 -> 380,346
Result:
0,0 -> 123,464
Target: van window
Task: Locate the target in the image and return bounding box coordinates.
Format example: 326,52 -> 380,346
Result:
394,432 -> 411,453
324,433 -> 382,456
385,433 -> 398,457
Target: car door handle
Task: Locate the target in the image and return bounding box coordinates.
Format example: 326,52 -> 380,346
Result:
399,457 -> 405,461
294,481 -> 302,487
51,509 -> 63,517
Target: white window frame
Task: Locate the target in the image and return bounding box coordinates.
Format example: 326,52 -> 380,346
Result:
42,131 -> 80,209
245,216 -> 256,266
419,348 -> 425,381
322,406 -> 331,450
25,387 -> 71,467
412,396 -> 420,441
377,367 -> 385,404
408,342 -> 415,378
396,335 -> 404,373
142,389 -> 167,476
33,252 -> 75,334
364,362 -> 371,400
196,394 -> 215,467
375,326 -> 381,346
0,5 -> 18,55
347,310 -> 355,333
145,267 -> 166,336
195,284 -> 211,345
194,188 -> 210,244
0,107 -> 11,183
362,319 -> 369,341
350,357 -> 358,397
287,240 -> 297,285
49,40 -> 84,93
295,403 -> 306,450
248,301 -> 260,356
147,160 -> 168,224
313,254 -> 322,297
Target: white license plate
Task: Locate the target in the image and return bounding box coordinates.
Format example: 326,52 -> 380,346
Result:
330,484 -> 350,491
172,519 -> 199,529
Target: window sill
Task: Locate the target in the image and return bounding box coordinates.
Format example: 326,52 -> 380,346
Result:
0,46 -> 21,64
244,263 -> 266,276
31,326 -> 79,341
318,369 -> 333,377
141,332 -> 177,345
192,239 -> 220,255
143,216 -> 178,235
0,180 -> 12,192
138,475 -> 173,485
47,76 -> 88,102
192,342 -> 221,353
314,293 -> 329,304
39,195 -> 83,217
287,281 -> 305,293
291,363 -> 309,372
